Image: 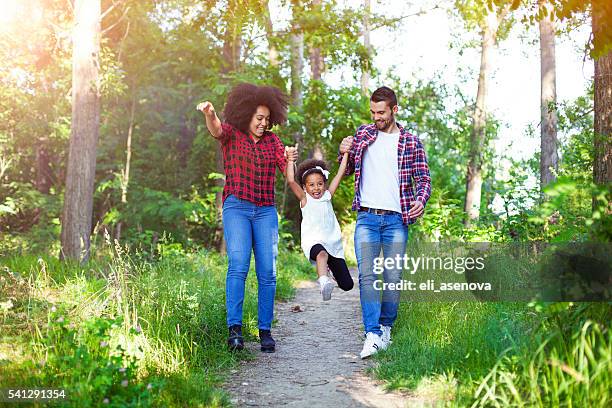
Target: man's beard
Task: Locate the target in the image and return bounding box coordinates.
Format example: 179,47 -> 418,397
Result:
375,115 -> 394,132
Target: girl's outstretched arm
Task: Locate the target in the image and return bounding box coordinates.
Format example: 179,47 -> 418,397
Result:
286,147 -> 307,207
196,101 -> 222,139
328,152 -> 348,197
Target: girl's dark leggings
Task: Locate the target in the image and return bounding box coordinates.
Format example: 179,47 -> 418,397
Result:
309,244 -> 354,291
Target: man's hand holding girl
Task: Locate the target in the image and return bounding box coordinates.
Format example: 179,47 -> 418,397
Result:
339,136 -> 353,155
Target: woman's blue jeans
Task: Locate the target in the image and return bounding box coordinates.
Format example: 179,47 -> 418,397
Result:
354,211 -> 408,336
222,195 -> 279,330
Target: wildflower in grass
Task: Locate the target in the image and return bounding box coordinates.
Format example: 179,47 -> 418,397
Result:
134,325 -> 142,334
119,367 -> 126,373
121,380 -> 128,387
103,398 -> 109,404
50,306 -> 57,313
100,341 -> 108,347
147,383 -> 153,390
56,316 -> 64,323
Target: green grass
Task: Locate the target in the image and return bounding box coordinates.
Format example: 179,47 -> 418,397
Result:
0,244 -> 313,407
372,302 -> 535,402
372,302 -> 611,407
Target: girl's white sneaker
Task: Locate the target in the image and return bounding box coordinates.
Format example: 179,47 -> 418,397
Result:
318,276 -> 334,301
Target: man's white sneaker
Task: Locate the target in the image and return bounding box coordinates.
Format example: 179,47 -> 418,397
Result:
318,276 -> 334,301
381,325 -> 392,349
360,332 -> 383,359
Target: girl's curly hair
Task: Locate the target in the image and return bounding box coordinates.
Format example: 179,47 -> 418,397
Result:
222,83 -> 289,135
296,159 -> 329,186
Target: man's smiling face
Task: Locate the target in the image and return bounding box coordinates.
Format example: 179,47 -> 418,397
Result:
370,100 -> 398,132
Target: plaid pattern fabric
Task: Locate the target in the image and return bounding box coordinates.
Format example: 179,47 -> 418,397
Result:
339,123 -> 431,225
219,123 -> 287,206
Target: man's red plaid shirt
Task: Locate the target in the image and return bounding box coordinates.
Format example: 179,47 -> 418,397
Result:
339,123 -> 432,225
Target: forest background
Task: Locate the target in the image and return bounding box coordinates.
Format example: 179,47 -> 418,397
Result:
0,0 -> 610,406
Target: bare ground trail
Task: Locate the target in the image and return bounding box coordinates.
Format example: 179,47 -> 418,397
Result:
224,269 -> 433,407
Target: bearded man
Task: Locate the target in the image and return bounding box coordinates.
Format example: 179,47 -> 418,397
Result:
338,86 -> 432,359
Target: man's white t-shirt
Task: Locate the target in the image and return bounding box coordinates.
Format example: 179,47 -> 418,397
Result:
359,130 -> 401,213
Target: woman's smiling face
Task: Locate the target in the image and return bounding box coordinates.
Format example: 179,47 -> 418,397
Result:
249,105 -> 271,139
303,173 -> 325,199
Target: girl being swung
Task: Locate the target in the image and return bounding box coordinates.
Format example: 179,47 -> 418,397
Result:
286,145 -> 354,300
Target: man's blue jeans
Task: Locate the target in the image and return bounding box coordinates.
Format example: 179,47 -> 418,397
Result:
354,211 -> 408,336
222,195 -> 279,330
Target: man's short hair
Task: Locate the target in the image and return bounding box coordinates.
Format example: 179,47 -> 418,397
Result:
370,86 -> 398,108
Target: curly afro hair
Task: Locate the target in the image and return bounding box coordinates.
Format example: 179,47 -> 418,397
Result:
296,159 -> 329,186
222,83 -> 289,135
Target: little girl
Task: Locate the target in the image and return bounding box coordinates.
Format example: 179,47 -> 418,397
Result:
286,149 -> 354,300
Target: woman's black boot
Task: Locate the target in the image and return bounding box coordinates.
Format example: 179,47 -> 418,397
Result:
228,325 -> 244,351
259,329 -> 275,353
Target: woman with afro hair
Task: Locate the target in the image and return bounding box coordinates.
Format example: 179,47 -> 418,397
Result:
197,83 -> 298,353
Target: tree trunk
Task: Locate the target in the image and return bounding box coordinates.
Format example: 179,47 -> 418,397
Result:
361,0 -> 371,96
290,18 -> 304,113
115,92 -> 136,242
222,0 -> 241,73
592,2 -> 612,213
60,0 -> 101,262
121,94 -> 136,204
36,141 -> 52,194
263,0 -> 279,69
178,116 -> 196,169
214,145 -> 226,254
281,0 -> 306,215
464,19 -> 493,225
539,0 -> 559,191
309,46 -> 323,80
312,145 -> 324,161
308,0 -> 323,80
308,0 -> 323,82
464,9 -> 507,225
215,0 -> 243,254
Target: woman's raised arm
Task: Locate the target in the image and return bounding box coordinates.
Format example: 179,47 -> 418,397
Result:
196,101 -> 222,139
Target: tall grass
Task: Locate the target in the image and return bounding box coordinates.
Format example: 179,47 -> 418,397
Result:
471,304 -> 611,407
0,239 -> 312,407
373,301 -> 611,407
373,302 -> 534,402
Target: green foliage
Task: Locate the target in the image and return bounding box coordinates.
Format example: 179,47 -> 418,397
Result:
551,0 -> 612,58
374,299 -> 612,407
34,314 -> 158,407
557,88 -> 595,182
0,245 -> 312,407
297,0 -> 370,74
373,302 -> 536,400
454,0 -> 515,41
414,189 -> 465,241
471,303 -> 612,407
0,182 -> 62,254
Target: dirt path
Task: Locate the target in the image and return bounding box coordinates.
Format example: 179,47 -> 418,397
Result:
224,269 -> 427,407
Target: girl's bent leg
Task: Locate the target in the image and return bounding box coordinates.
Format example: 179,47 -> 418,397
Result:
223,195 -> 254,328
328,256 -> 354,291
252,205 -> 279,330
315,250 -> 329,278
